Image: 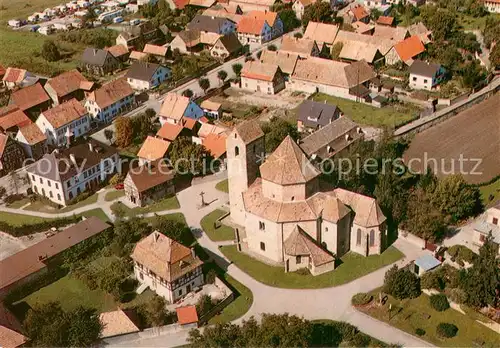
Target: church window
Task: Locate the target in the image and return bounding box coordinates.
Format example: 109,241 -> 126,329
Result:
259,221 -> 265,230
369,229 -> 375,246
235,146 -> 239,156
291,196 -> 295,201
356,229 -> 362,245
260,242 -> 266,251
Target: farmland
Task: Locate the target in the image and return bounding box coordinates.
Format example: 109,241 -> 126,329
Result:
403,94 -> 500,184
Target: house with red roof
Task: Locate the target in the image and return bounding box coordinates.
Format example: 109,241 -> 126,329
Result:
240,60 -> 285,94
16,123 -> 47,160
10,83 -> 52,118
237,15 -> 272,44
385,35 -> 425,66
44,69 -> 94,105
0,106 -> 32,134
2,68 -> 30,90
346,4 -> 370,24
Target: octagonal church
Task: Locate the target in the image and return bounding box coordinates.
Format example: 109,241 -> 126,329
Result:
226,120 -> 387,276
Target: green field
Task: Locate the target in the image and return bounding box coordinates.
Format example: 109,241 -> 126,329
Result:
24,194 -> 99,214
220,245 -> 403,289
479,178 -> 500,208
311,94 -> 421,128
358,290 -> 500,347
200,209 -> 234,242
457,13 -> 500,30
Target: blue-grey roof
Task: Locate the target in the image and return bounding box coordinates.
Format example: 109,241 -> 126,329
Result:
415,254 -> 441,272
474,220 -> 500,244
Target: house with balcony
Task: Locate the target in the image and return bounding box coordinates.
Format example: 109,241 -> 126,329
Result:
85,78 -> 135,123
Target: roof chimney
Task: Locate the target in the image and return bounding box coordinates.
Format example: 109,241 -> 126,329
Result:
191,247 -> 195,258
154,232 -> 160,242
69,153 -> 77,166
93,49 -> 97,55
88,142 -> 94,152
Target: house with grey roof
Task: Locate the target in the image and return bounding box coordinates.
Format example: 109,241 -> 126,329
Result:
210,33 -> 242,59
296,100 -> 343,132
125,61 -> 171,91
187,15 -> 236,35
81,48 -> 120,76
409,60 -> 446,91
473,204 -> 500,255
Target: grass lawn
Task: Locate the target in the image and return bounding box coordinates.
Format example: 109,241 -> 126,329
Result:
311,94 -> 421,128
220,245 -> 403,289
17,274 -> 117,313
358,290 -> 500,347
200,209 -> 234,242
215,179 -> 229,193
209,273 -> 253,324
81,208 -> 111,223
110,196 -> 180,217
142,212 -> 187,225
105,190 -> 126,202
24,193 -> 99,214
479,178 -> 500,207
457,13 -> 500,30
0,208 -> 110,227
6,198 -> 31,209
0,0 -> 65,23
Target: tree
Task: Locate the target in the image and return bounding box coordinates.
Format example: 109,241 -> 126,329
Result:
217,70 -> 228,84
152,214 -> 191,245
462,236 -> 500,308
331,42 -> 343,60
0,186 -> 6,199
104,129 -> 114,145
421,7 -> 456,41
196,294 -> 214,317
145,108 -> 156,119
370,8 -> 382,20
279,9 -> 301,32
490,43 -> 500,69
404,188 -> 447,241
268,44 -> 277,51
114,116 -> 133,148
132,112 -> 153,139
294,32 -> 303,39
461,60 -> 486,89
41,40 -> 61,62
483,16 -> 500,48
302,2 -> 333,28
182,89 -> 194,98
232,63 -> 243,77
66,307 -> 103,347
169,136 -> 213,176
199,78 -> 210,95
147,295 -> 167,326
383,265 -> 421,300
261,118 -> 299,153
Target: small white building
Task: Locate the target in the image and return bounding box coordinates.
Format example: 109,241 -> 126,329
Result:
473,204 -> 500,254
409,60 -> 446,91
125,62 -> 171,91
8,20 -> 22,28
38,25 -> 54,35
131,231 -> 204,303
484,0 -> 500,13
158,93 -> 204,125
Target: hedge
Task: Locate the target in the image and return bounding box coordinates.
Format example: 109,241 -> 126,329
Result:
436,323 -> 458,338
447,245 -> 476,264
351,293 -> 373,306
0,215 -> 80,237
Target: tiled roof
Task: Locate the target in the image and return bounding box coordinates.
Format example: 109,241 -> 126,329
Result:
202,133 -> 227,158
143,44 -> 168,57
188,0 -> 217,7
17,123 -> 47,145
350,5 -> 369,21
394,35 -> 425,62
280,36 -> 317,57
304,22 -> 340,45
156,122 -> 184,141
182,117 -> 197,130
377,16 -> 394,26
234,120 -> 263,144
260,135 -> 320,185
297,100 -> 340,128
129,51 -> 149,60
339,40 -> 380,62
372,24 -> 408,42
408,22 -> 432,44
241,60 -> 279,81
352,21 -> 374,34
333,188 -> 386,227
334,30 -> 393,55
259,50 -> 298,75
131,231 -> 204,282
0,109 -> 32,131
284,226 -> 335,266
45,69 -> 92,98
202,9 -> 243,23
87,78 -> 134,109
99,309 -> 139,338
2,68 -> 27,83
187,15 -> 232,33
215,33 -> 242,53
176,305 -> 198,325
409,60 -> 441,77
11,83 -> 50,111
0,303 -> 26,348
246,10 -> 278,26
126,160 -> 174,193
200,99 -> 222,111
106,44 -> 129,58
81,47 -> 114,66
237,16 -> 267,35
137,136 -> 171,161
198,122 -> 229,138
125,61 -> 162,81
41,98 -> 86,129
159,93 -> 190,121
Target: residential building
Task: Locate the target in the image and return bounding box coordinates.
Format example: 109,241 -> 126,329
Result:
296,100 -> 343,132
280,36 -> 320,58
292,0 -> 317,20
333,30 -> 394,57
409,60 -> 445,90
338,41 -> 384,65
26,140 -> 119,205
85,78 -> 135,123
0,107 -> 32,133
129,50 -> 149,62
124,160 -> 175,206
303,22 -> 340,50
137,136 -> 171,165
346,4 -> 370,24
125,62 -> 171,91
131,231 -> 204,303
408,22 -> 432,44
2,68 -> 30,90
0,217 -> 110,298
351,21 -> 374,35
169,30 -> 204,54
142,44 -> 170,62
0,133 -> 26,177
246,10 -> 283,39
202,7 -> 243,24
10,83 -> 52,118
237,16 -> 272,44
158,93 -> 203,125
81,47 -> 120,76
372,24 -> 409,43
226,123 -> 387,275
200,99 -> 222,119
115,21 -> 158,48
385,35 -> 425,66
156,122 -> 190,142
44,69 -> 94,105
202,133 -> 227,160
36,99 -> 90,147
16,123 -> 47,160
210,33 -> 243,59
99,309 -> 140,339
376,16 -> 394,26
187,15 -> 236,35
299,116 -> 364,159
473,204 -> 500,254
105,44 -> 130,62
241,61 -> 285,94
229,0 -> 276,12
259,50 -> 298,76
287,58 -> 376,100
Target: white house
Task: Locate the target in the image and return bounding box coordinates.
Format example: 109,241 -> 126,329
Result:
36,99 -> 90,147
292,0 -> 316,20
237,16 -> 272,44
473,204 -> 500,254
484,0 -> 500,13
26,140 -> 119,205
409,60 -> 446,90
125,62 -> 171,91
131,231 -> 204,303
158,93 -> 204,125
85,78 -> 135,123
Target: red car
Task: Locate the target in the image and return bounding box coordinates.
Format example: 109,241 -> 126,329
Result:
114,183 -> 124,190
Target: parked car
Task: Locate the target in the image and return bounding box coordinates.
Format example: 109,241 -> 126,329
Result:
115,183 -> 124,190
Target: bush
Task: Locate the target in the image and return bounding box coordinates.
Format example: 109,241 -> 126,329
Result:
384,265 -> 421,300
109,174 -> 123,186
430,294 -> 450,312
447,245 -> 476,264
436,323 -> 458,338
205,269 -> 217,284
421,271 -> 444,290
0,215 -> 80,237
447,288 -> 467,304
352,293 -> 373,306
415,328 -> 426,336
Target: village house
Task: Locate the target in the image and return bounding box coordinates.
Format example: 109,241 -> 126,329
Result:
333,30 -> 395,59
210,33 -> 243,59
2,68 -> 31,90
85,78 -> 135,123
338,41 -> 384,65
26,140 -> 119,205
124,160 -> 175,206
105,44 -> 130,62
346,4 -> 370,24
202,133 -> 228,161
0,217 -> 110,298
99,309 -> 140,339
372,24 -> 409,44
202,7 -> 243,24
187,15 -> 236,35
246,10 -> 283,39
0,133 -> 26,177
115,21 -> 159,48
376,16 -> 394,27
131,231 -> 204,303
142,44 -> 170,63
409,60 -> 446,90
259,49 -> 298,76
156,122 -> 191,142
169,30 -> 204,54
15,123 -> 47,160
158,93 -> 204,125
129,50 -> 149,62
10,83 -> 52,118
296,100 -> 343,132
81,48 -> 120,76
385,35 -> 425,66
36,99 -> 90,147
352,21 -> 374,35
240,61 -> 285,94
237,15 -> 272,44
137,136 -> 171,165
303,22 -> 340,51
200,99 -> 223,119
229,0 -> 276,12
473,204 -> 500,254
299,116 -> 364,160
408,22 -> 432,44
280,36 -> 320,58
125,61 -> 171,91
0,106 -> 32,133
292,0 -> 317,20
44,69 -> 94,105
484,0 -> 500,12
226,122 -> 387,275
